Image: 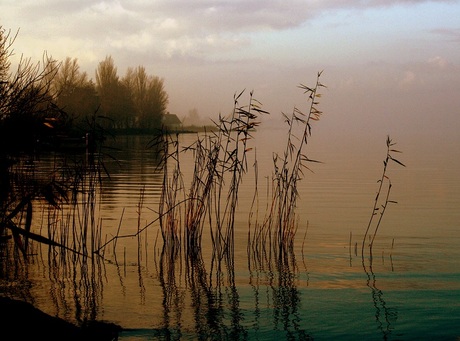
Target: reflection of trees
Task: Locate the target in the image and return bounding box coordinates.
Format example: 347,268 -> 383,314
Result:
361,252 -> 398,340
98,135 -> 164,207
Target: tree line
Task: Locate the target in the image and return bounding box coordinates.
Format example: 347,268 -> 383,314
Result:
55,55 -> 169,131
1,26 -> 169,154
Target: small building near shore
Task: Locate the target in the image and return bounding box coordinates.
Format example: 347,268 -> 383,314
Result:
162,112 -> 182,131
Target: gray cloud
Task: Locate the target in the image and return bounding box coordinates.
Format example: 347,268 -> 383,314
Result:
3,0 -> 455,63
13,0 -> 454,40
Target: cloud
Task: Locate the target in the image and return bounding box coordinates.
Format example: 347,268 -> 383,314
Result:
126,0 -> 316,31
8,0 -> 451,45
3,0 -> 457,79
320,0 -> 454,10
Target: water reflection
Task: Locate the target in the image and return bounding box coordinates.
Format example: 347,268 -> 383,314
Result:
0,240 -> 108,325
2,132 -> 460,339
249,243 -> 312,340
149,232 -> 313,340
157,244 -> 183,339
362,252 -> 398,340
154,240 -> 246,340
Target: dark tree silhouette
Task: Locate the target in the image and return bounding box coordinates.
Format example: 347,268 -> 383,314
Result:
0,26 -> 62,153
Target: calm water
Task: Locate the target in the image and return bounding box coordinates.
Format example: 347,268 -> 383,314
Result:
2,127 -> 460,340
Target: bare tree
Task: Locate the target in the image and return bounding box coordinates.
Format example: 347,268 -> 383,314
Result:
123,65 -> 149,128
122,66 -> 169,129
54,57 -> 88,93
54,57 -> 98,128
145,75 -> 168,129
95,55 -> 133,129
0,26 -> 61,152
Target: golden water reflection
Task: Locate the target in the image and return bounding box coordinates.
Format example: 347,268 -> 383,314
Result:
1,131 -> 460,340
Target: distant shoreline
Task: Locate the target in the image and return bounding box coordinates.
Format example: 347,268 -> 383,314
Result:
106,125 -> 219,136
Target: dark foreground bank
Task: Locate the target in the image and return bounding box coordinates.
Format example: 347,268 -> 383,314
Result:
0,297 -> 122,341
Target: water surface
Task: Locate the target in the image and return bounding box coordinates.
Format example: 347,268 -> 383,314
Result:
3,128 -> 460,340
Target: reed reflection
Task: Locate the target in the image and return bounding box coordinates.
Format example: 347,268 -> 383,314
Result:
0,129 -> 113,325
248,242 -> 312,340
186,251 -> 225,339
155,242 -> 248,340
361,252 -> 398,340
157,243 -> 184,339
34,157 -> 108,324
0,236 -> 34,301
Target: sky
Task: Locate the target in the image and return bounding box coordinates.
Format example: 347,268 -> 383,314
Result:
2,0 -> 460,141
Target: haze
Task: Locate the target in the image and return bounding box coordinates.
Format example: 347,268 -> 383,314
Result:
2,0 -> 460,141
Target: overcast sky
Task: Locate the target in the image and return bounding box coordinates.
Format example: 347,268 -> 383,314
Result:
2,0 -> 460,140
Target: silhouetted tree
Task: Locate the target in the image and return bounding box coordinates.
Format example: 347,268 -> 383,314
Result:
122,66 -> 168,130
0,26 -> 62,152
54,57 -> 99,131
122,66 -> 149,129
120,67 -> 137,128
144,75 -> 168,129
95,56 -> 134,129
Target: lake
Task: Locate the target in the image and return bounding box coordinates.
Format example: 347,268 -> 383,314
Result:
2,125 -> 460,341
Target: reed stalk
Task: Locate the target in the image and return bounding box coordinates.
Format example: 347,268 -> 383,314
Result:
248,71 -> 325,262
361,136 -> 405,257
